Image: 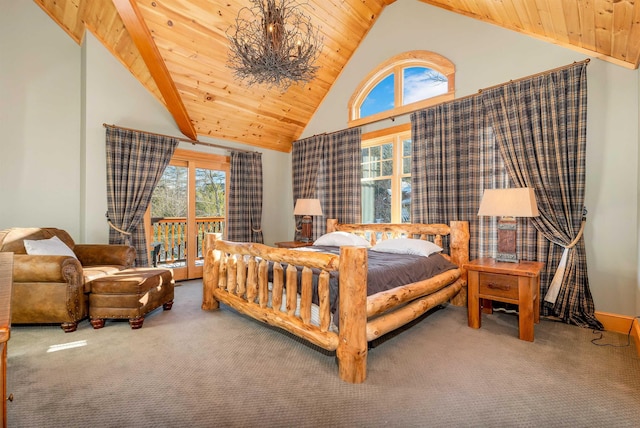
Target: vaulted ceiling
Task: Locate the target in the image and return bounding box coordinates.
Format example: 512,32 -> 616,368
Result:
35,0 -> 640,152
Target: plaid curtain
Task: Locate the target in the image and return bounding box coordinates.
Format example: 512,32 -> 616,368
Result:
410,95 -> 500,256
292,134 -> 324,240
228,151 -> 264,243
105,127 -> 178,266
292,128 -> 361,239
481,62 -> 600,329
317,128 -> 362,234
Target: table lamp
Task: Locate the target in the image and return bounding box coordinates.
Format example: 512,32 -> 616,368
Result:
294,198 -> 323,243
477,188 -> 539,263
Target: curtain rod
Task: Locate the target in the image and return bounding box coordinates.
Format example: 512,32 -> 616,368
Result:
478,59 -> 590,93
102,123 -> 256,154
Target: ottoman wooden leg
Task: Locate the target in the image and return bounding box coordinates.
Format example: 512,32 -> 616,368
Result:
90,319 -> 105,329
61,322 -> 78,333
163,300 -> 174,310
129,317 -> 144,329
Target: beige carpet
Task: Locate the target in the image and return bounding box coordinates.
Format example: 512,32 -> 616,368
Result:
6,280 -> 640,427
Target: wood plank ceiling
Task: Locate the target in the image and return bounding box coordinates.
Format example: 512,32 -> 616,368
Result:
34,0 -> 640,152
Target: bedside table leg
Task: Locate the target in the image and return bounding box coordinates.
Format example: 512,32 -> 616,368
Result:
534,276 -> 541,324
518,277 -> 534,341
468,271 -> 481,329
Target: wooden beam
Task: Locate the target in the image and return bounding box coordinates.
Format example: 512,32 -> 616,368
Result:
111,0 -> 197,140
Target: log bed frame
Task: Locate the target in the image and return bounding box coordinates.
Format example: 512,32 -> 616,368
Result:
202,219 -> 469,383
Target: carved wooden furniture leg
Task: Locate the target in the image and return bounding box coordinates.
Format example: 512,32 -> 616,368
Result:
129,317 -> 144,329
90,319 -> 105,329
61,322 -> 78,333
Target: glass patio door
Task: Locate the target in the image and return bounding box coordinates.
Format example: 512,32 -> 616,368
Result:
145,149 -> 229,281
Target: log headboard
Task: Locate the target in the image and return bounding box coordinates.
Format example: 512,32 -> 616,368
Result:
326,218 -> 469,269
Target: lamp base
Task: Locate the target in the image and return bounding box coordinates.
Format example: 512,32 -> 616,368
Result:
300,215 -> 313,243
496,217 -> 518,263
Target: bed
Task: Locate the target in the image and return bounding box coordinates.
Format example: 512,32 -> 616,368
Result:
202,219 -> 469,383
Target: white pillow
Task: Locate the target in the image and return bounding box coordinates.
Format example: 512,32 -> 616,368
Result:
313,231 -> 371,247
24,235 -> 77,259
370,238 -> 442,258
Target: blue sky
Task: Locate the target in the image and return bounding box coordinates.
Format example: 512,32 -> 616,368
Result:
360,67 -> 447,118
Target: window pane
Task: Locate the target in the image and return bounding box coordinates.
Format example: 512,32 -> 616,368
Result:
403,139 -> 412,156
369,145 -> 380,161
151,165 -> 187,218
195,168 -> 226,217
361,179 -> 392,223
401,177 -> 411,223
402,139 -> 412,174
370,161 -> 380,177
381,143 -> 393,159
403,157 -> 411,175
402,66 -> 448,105
360,74 -> 394,118
382,160 -> 393,176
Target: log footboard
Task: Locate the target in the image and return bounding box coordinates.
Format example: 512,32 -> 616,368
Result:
202,220 -> 469,384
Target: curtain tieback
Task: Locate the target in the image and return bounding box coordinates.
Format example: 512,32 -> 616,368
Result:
251,227 -> 262,232
107,220 -> 132,236
564,220 -> 585,249
544,220 -> 586,304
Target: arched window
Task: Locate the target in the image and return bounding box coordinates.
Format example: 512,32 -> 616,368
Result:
348,51 -> 455,127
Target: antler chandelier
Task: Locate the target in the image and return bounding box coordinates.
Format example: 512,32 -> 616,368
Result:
227,0 -> 323,91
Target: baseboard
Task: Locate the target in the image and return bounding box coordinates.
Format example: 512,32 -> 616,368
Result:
595,311 -> 640,357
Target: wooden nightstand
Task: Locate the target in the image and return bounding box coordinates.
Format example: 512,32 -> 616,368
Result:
274,241 -> 314,249
466,257 -> 544,342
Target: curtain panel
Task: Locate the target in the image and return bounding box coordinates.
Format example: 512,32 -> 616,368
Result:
317,128 -> 362,232
481,62 -> 600,329
410,95 -> 501,257
228,151 -> 264,243
410,61 -> 599,329
291,128 -> 361,239
291,134 -> 324,240
105,127 -> 178,267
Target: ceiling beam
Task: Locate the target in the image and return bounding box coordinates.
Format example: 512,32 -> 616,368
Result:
111,0 -> 197,140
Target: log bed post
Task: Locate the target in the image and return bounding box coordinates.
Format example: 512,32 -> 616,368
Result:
202,233 -> 220,310
336,246 -> 368,384
449,221 -> 470,307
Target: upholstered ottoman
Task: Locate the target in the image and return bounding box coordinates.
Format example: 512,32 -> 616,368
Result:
89,268 -> 174,329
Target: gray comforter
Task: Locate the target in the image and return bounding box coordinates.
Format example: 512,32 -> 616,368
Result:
297,246 -> 458,326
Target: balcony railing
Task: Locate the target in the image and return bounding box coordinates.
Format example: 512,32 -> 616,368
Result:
150,217 -> 225,267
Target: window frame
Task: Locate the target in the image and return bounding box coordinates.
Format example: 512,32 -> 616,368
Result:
360,123 -> 412,224
348,51 -> 455,127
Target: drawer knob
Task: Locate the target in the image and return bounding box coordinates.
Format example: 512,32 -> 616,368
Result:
487,282 -> 510,291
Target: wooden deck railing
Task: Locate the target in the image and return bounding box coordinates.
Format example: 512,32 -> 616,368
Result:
151,217 -> 225,266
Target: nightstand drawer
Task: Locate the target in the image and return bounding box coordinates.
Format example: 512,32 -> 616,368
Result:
479,272 -> 519,300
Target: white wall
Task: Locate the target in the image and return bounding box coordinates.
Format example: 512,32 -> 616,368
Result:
0,0 -> 82,237
304,0 -> 640,317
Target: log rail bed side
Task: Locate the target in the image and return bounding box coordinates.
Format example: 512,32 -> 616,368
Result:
202,219 -> 470,384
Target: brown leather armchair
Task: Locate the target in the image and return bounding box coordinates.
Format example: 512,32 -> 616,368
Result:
0,228 -> 135,332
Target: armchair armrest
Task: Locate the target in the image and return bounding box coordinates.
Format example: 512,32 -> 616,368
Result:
73,244 -> 136,268
12,254 -> 83,284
